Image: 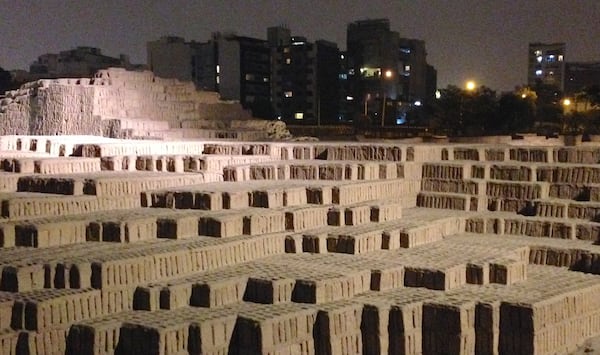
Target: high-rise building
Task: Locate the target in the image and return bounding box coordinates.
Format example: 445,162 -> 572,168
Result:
564,61 -> 600,95
147,37 -> 194,82
147,34 -> 271,118
346,19 -> 435,125
527,42 -> 566,91
269,26 -> 340,124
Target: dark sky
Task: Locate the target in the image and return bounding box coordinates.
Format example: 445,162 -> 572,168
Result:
2,0 -> 599,91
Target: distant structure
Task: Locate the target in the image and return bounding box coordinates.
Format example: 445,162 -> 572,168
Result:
527,42 -> 566,91
147,34 -> 271,119
345,19 -> 436,125
564,61 -> 600,95
147,19 -> 435,125
268,26 -> 340,124
0,68 -> 290,139
29,46 -> 143,78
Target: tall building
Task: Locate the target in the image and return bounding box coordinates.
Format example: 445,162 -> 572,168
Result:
268,26 -> 340,124
527,42 -> 566,91
346,19 -> 435,125
147,37 -> 194,82
29,46 -> 138,78
147,34 -> 271,118
564,61 -> 600,95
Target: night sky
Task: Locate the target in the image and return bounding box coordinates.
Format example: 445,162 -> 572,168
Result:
2,0 -> 599,91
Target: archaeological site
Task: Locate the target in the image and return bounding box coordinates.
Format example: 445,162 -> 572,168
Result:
2,68 -> 600,355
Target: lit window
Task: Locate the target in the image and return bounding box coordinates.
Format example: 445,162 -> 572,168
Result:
339,73 -> 347,80
547,55 -> 555,62
216,65 -> 220,74
404,65 -> 411,72
245,74 -> 254,81
216,76 -> 220,84
400,47 -> 411,54
346,96 -> 354,101
285,91 -> 293,97
340,54 -> 345,59
348,69 -> 355,75
295,112 -> 304,119
283,47 -> 290,53
414,100 -> 422,106
558,55 -> 564,61
536,56 -> 543,63
534,50 -> 542,56
263,77 -> 269,82
549,71 -> 554,76
285,58 -> 291,64
535,69 -> 542,76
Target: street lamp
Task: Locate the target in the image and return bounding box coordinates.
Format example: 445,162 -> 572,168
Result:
465,80 -> 476,92
381,70 -> 393,127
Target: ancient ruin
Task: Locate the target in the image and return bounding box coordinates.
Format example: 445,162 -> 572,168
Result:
2,70 -> 600,355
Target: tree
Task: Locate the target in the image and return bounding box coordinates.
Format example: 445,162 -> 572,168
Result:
430,85 -> 462,135
0,67 -> 12,95
498,92 -> 536,134
430,85 -> 499,136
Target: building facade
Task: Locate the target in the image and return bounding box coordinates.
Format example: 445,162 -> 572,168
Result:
269,27 -> 340,124
527,42 -> 566,91
148,34 -> 271,118
564,61 -> 600,95
345,19 -> 435,126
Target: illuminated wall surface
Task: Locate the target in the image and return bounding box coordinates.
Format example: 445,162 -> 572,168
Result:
1,122 -> 600,353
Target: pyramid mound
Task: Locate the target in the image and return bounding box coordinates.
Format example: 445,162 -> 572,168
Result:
0,68 -> 291,140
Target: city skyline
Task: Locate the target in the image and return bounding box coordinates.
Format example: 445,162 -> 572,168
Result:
1,0 -> 599,91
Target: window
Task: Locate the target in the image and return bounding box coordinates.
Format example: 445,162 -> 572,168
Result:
216,65 -> 220,74
245,74 -> 254,81
536,56 -> 543,63
547,55 -> 555,62
338,73 -> 347,80
285,91 -> 293,97
285,58 -> 291,64
404,65 -> 411,72
400,47 -> 411,54
558,55 -> 564,61
535,69 -> 542,76
283,47 -> 290,53
346,96 -> 354,101
216,75 -> 220,83
295,112 -> 304,119
534,50 -> 542,56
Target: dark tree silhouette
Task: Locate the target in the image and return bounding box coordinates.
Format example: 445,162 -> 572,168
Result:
0,67 -> 12,95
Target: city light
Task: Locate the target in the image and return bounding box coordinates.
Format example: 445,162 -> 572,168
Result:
465,80 -> 476,91
384,70 -> 393,78
563,98 -> 571,106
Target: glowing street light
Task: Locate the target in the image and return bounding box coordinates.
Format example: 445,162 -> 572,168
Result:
381,70 -> 393,127
563,98 -> 571,106
465,80 -> 476,91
